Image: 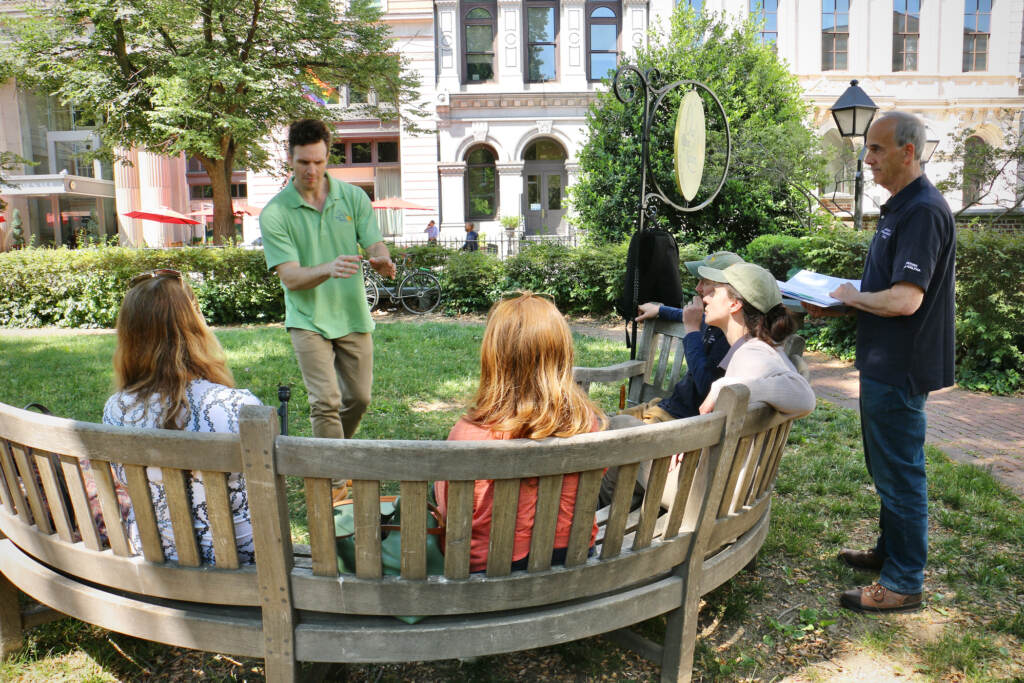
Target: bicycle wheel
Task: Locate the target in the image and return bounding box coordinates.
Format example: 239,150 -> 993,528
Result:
364,271 -> 380,311
399,270 -> 442,314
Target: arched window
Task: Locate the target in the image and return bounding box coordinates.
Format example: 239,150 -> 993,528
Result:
463,3 -> 496,83
523,138 -> 567,161
587,3 -> 620,82
465,146 -> 498,219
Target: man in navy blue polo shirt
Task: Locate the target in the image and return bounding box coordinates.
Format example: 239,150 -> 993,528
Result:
829,111 -> 956,613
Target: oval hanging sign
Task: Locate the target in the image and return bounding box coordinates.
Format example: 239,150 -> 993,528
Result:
674,90 -> 706,202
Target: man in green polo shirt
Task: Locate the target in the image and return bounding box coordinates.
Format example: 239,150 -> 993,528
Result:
261,119 -> 395,448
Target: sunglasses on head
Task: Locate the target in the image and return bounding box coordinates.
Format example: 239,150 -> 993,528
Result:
128,269 -> 182,289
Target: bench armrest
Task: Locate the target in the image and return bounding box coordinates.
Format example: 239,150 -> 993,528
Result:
573,360 -> 646,386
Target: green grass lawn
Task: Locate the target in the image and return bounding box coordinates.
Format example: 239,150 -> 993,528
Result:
0,322 -> 1022,681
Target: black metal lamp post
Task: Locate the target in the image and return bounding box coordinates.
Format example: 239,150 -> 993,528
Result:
921,135 -> 939,170
830,80 -> 878,230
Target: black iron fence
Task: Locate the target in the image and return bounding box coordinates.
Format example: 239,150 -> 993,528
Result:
385,233 -> 579,257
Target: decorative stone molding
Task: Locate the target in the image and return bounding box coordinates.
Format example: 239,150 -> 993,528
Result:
537,120 -> 553,135
471,121 -> 490,142
496,161 -> 525,176
449,93 -> 599,110
438,161 -> 467,177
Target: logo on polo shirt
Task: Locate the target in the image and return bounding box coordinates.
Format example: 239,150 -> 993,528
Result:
879,227 -> 893,239
335,213 -> 353,223
904,261 -> 921,272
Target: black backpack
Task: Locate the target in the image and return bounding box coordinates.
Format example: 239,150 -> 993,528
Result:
615,228 -> 683,321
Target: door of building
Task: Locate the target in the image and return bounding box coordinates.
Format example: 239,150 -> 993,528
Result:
522,138 -> 567,236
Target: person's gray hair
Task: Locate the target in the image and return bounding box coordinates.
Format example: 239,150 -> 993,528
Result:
876,111 -> 927,160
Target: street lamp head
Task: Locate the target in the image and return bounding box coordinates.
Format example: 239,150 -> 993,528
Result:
830,79 -> 879,138
922,137 -> 939,164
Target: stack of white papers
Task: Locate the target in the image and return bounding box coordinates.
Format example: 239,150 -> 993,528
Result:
777,269 -> 861,308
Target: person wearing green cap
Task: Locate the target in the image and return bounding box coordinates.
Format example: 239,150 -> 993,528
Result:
694,262 -> 815,416
627,251 -> 744,422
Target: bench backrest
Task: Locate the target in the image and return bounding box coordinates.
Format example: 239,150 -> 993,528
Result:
0,403 -> 259,608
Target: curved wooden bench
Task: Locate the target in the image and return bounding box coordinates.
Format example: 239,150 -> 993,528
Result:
0,377 -> 802,682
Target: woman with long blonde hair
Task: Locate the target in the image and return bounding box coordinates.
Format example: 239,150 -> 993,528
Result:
101,270 -> 261,564
434,293 -> 607,572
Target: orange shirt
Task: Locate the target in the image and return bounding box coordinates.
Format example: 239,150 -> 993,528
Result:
434,417 -> 599,573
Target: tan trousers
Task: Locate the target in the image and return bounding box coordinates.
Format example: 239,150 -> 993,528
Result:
289,328 -> 373,440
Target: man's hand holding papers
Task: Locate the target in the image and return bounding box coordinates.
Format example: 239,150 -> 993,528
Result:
777,269 -> 861,318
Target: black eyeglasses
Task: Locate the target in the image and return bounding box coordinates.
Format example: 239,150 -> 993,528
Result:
129,269 -> 182,289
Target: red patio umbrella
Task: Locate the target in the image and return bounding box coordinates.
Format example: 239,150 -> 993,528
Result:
370,197 -> 434,211
122,206 -> 200,225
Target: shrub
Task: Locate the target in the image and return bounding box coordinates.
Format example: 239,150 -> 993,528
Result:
743,234 -> 806,280
438,250 -> 503,313
0,245 -> 283,328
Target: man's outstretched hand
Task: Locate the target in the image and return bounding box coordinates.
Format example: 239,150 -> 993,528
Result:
368,255 -> 396,279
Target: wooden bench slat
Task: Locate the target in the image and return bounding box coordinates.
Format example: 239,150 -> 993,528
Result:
442,480 -> 473,580
633,456 -> 670,550
0,442 -> 30,522
0,441 -> 15,513
161,468 -> 200,566
33,451 -> 74,542
122,464 -> 164,563
664,449 -> 702,539
10,446 -> 51,534
526,474 -> 563,572
87,459 -> 132,556
668,338 -> 686,388
652,335 -> 673,391
58,456 -> 101,551
398,481 -> 427,580
304,478 -> 338,578
717,435 -> 754,519
485,479 -> 519,577
760,422 -> 793,496
565,469 -> 602,567
735,431 -> 768,510
200,471 -> 240,570
600,462 -> 639,560
352,480 -> 382,579
748,425 -> 782,504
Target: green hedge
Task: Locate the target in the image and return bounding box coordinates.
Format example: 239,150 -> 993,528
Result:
0,246 -> 284,328
3,229 -> 1021,394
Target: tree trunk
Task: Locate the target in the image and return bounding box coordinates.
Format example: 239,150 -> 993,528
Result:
202,143 -> 238,245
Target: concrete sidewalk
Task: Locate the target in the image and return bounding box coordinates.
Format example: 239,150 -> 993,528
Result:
806,351 -> 1024,496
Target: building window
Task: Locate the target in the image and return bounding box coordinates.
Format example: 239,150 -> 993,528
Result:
465,146 -> 498,219
676,0 -> 703,8
962,135 -> 990,205
963,0 -> 990,72
464,3 -> 496,83
587,3 -> 620,81
190,183 -> 248,200
328,139 -> 400,167
526,1 -> 558,83
893,0 -> 920,71
750,0 -> 778,47
822,0 -> 850,70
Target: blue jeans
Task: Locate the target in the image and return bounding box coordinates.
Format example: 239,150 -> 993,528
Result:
859,376 -> 929,595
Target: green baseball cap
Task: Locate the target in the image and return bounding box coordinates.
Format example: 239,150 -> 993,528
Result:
684,251 -> 745,278
697,262 -> 783,314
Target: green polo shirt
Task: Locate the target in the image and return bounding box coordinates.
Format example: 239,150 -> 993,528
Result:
261,175 -> 383,339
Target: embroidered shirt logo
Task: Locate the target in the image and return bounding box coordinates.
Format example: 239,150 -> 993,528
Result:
904,261 -> 921,272
879,227 -> 893,239
335,213 -> 353,222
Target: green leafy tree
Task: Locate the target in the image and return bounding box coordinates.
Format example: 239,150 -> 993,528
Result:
571,9 -> 826,248
4,0 -> 423,243
934,112 -> 1024,219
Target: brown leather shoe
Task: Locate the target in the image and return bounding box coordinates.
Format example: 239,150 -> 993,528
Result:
840,583 -> 923,613
838,547 -> 884,572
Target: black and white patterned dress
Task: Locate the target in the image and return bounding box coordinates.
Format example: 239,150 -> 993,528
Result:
102,379 -> 261,565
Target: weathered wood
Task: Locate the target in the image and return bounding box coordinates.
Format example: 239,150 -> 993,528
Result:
87,459 -> 132,556
442,480 -> 473,580
600,462 -> 639,560
0,441 -> 14,513
32,451 -> 73,542
21,601 -> 63,629
527,475 -> 562,572
748,425 -> 781,504
161,467 -> 200,566
201,471 -> 239,570
573,360 -> 645,385
10,445 -> 50,533
717,435 -> 753,519
0,442 -> 29,522
304,478 -> 337,578
668,339 -> 686,388
58,456 -> 101,551
239,405 -> 296,683
398,481 -> 427,580
708,496 -> 771,550
664,450 -> 701,540
351,480 -> 382,579
486,479 -> 520,576
760,422 -> 792,497
653,335 -> 673,391
122,464 -> 164,563
0,570 -> 22,658
634,457 -> 670,550
565,469 -> 602,567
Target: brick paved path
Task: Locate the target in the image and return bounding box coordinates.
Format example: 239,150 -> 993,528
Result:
806,351 -> 1024,496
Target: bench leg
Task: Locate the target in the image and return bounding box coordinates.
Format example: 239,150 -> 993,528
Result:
0,573 -> 24,659
660,589 -> 700,683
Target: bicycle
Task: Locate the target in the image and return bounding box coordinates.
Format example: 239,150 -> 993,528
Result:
363,253 -> 443,314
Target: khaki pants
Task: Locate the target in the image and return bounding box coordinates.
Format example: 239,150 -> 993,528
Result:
289,328 -> 373,440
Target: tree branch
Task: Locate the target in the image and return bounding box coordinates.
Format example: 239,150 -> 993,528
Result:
240,0 -> 263,62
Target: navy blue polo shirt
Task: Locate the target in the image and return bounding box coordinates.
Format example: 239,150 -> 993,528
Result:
856,175 -> 956,395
